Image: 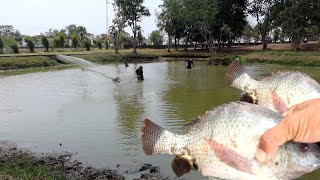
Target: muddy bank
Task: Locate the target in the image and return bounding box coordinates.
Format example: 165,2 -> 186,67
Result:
0,141 -> 168,180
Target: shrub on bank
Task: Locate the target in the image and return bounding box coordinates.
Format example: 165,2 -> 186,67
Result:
84,40 -> 91,51
25,36 -> 35,53
0,37 -> 3,54
9,44 -> 19,53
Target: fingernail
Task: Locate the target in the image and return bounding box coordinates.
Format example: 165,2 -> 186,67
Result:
256,149 -> 267,162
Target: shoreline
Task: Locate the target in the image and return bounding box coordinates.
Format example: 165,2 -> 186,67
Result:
0,141 -> 168,180
1,48 -> 320,74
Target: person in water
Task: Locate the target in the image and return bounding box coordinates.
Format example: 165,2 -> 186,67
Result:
125,62 -> 129,68
186,59 -> 194,69
235,56 -> 240,63
256,98 -> 320,163
135,66 -> 144,81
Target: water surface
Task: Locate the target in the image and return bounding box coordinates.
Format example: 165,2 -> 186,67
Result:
0,61 -> 319,179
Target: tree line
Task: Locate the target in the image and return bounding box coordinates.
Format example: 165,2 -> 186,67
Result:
1,0 -> 319,54
157,0 -> 320,52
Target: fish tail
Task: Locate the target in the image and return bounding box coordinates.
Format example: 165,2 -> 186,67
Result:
141,119 -> 186,155
225,60 -> 258,91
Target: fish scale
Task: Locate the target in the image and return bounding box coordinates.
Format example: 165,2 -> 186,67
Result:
141,102 -> 320,179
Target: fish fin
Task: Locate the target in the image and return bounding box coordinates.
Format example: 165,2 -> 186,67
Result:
225,61 -> 258,91
141,119 -> 184,155
271,90 -> 288,114
183,118 -> 200,132
207,139 -> 254,174
171,156 -> 192,177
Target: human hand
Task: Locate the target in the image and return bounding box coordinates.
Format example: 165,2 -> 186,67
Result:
256,98 -> 320,163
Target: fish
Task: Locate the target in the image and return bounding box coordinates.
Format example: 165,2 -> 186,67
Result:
141,102 -> 320,180
226,61 -> 320,113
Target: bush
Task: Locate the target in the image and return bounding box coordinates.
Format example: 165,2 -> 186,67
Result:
97,41 -> 102,49
41,36 -> 49,52
71,34 -> 80,50
10,43 -> 19,53
25,38 -> 35,53
0,37 -> 3,54
84,40 -> 91,51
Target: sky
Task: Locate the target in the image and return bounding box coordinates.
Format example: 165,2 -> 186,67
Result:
0,0 -> 163,37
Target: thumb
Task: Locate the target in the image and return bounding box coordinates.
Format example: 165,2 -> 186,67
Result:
256,119 -> 292,162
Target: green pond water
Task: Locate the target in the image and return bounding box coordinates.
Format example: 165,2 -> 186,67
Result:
0,61 -> 319,179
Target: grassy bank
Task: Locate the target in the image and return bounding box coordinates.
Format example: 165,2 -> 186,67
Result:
73,53 -> 159,64
1,48 -> 320,73
210,50 -> 320,67
0,56 -> 67,70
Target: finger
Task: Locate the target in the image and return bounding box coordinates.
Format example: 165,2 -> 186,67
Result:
282,106 -> 295,117
256,120 -> 292,162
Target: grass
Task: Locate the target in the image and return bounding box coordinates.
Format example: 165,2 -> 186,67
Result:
73,52 -> 160,64
0,154 -> 64,180
210,50 -> 320,67
1,47 -> 320,73
0,56 -> 65,70
0,65 -> 76,77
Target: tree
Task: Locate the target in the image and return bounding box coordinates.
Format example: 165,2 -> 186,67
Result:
116,0 -> 151,54
276,0 -> 320,50
149,30 -> 163,45
0,25 -> 22,43
0,37 -> 3,54
109,2 -> 127,54
45,29 -> 59,38
58,33 -> 65,49
25,36 -> 35,53
53,36 -> 61,50
273,28 -> 281,43
249,0 -> 282,50
71,34 -> 80,50
243,23 -> 254,44
84,39 -> 91,51
158,0 -> 183,53
0,25 -> 14,36
41,36 -> 49,52
66,24 -> 78,38
214,0 -> 248,51
77,26 -> 87,43
188,0 -> 219,52
137,25 -> 144,45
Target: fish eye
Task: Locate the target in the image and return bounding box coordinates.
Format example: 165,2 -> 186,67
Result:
299,143 -> 310,153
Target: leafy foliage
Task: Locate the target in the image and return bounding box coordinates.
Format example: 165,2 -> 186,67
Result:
41,36 -> 50,52
0,37 -> 3,54
25,36 -> 35,53
10,43 -> 19,53
84,39 -> 91,51
149,30 -> 163,45
116,0 -> 151,54
71,34 -> 80,50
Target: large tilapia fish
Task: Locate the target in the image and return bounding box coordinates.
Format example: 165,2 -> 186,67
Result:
141,102 -> 320,180
226,61 -> 320,113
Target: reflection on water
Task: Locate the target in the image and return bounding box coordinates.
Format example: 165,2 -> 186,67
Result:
0,62 -> 319,179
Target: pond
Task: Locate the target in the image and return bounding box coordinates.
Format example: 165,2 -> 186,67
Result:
0,61 -> 319,179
